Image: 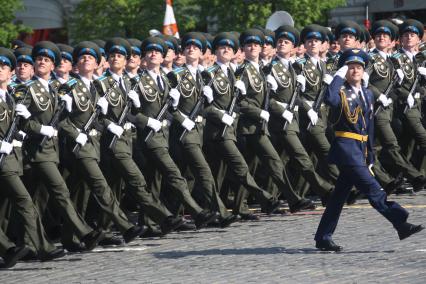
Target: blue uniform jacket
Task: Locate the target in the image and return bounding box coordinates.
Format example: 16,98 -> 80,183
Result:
325,76 -> 375,166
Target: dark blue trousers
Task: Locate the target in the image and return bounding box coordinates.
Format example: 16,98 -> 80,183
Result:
315,165 -> 409,241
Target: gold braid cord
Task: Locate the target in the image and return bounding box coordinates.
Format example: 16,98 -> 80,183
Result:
339,90 -> 362,125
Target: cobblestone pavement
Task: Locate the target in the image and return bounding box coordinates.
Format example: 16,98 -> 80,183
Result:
2,192 -> 426,283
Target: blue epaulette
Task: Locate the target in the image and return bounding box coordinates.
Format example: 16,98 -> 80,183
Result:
271,60 -> 278,66
172,67 -> 186,75
206,65 -> 220,73
97,74 -> 108,81
296,58 -> 306,65
392,52 -> 401,59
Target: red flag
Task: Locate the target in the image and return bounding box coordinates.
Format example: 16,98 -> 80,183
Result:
163,0 -> 179,38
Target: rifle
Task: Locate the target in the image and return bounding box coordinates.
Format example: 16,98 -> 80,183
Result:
374,71 -> 399,116
0,85 -> 30,168
178,68 -> 217,142
403,60 -> 426,114
39,78 -> 78,149
283,81 -> 302,131
261,64 -> 273,134
221,66 -> 245,138
72,79 -> 119,154
108,74 -> 142,150
144,71 -> 190,142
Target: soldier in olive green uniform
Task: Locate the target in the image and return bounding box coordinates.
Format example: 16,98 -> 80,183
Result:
293,25 -> 339,186
93,37 -> 184,234
132,37 -> 217,228
0,47 -> 65,261
268,25 -> 334,205
368,20 -> 426,192
233,29 -> 314,213
202,32 -> 281,219
58,41 -> 144,248
167,32 -> 238,227
18,41 -> 104,251
392,20 -> 426,188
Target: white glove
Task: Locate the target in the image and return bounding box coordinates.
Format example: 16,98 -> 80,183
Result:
266,74 -> 278,92
386,98 -> 393,105
147,117 -> 162,132
15,103 -> 31,119
221,113 -> 234,126
282,110 -> 293,123
128,90 -> 141,108
181,118 -> 195,131
97,97 -> 109,115
0,141 -> 13,154
396,69 -> 404,85
234,80 -> 246,95
407,93 -> 415,109
169,88 -> 180,108
107,123 -> 124,137
202,86 -> 214,103
335,65 -> 348,79
18,131 -> 27,140
60,94 -> 73,112
418,66 -> 426,77
323,74 -> 333,85
296,75 -> 306,92
40,125 -> 56,138
362,72 -> 369,88
378,94 -> 391,107
307,109 -> 318,125
75,133 -> 88,146
260,110 -> 270,122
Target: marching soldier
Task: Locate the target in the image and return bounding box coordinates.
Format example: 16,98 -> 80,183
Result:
294,24 -> 340,187
126,38 -> 143,78
131,36 -> 218,229
92,39 -> 109,77
160,35 -> 179,73
315,48 -> 423,251
368,20 -> 426,193
0,47 -> 65,261
268,25 -> 335,205
92,37 -> 184,235
55,44 -> 74,84
13,47 -> 34,84
167,32 -> 238,227
260,28 -> 276,66
392,19 -> 426,179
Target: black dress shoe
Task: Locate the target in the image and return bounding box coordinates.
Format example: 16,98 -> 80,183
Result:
346,189 -> 361,205
315,240 -> 343,251
239,213 -> 260,221
141,227 -> 164,238
98,236 -> 123,246
194,210 -> 219,229
2,246 -> 30,268
397,222 -> 425,240
175,221 -> 196,231
82,230 -> 105,251
161,216 -> 185,234
289,198 -> 316,213
264,200 -> 282,215
385,174 -> 405,195
123,226 -> 145,243
220,214 -> 240,228
63,242 -> 86,253
40,248 -> 66,262
411,176 -> 426,192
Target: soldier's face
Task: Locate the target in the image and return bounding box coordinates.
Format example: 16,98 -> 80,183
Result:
338,34 -> 357,50
145,50 -> 164,67
77,54 -> 98,74
276,38 -> 294,57
184,44 -> 202,62
243,42 -> 261,61
330,41 -> 340,53
346,63 -> 364,84
321,41 -> 330,54
127,54 -> 141,69
261,43 -> 274,57
215,45 -> 234,63
401,32 -> 420,49
0,64 -> 12,83
174,52 -> 186,66
304,38 -> 321,55
163,48 -> 176,64
374,33 -> 391,51
55,58 -> 72,75
108,53 -> 126,72
16,62 -> 34,82
34,56 -> 54,76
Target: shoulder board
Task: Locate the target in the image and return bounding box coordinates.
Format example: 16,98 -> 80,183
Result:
8,81 -> 19,88
97,74 -> 108,82
392,52 -> 401,59
271,60 -> 278,66
172,67 -> 186,75
296,58 -> 306,65
206,65 -> 220,74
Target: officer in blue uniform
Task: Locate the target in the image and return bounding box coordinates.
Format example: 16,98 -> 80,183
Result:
314,48 -> 424,251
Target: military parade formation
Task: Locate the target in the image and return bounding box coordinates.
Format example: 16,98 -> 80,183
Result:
1,17 -> 426,268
